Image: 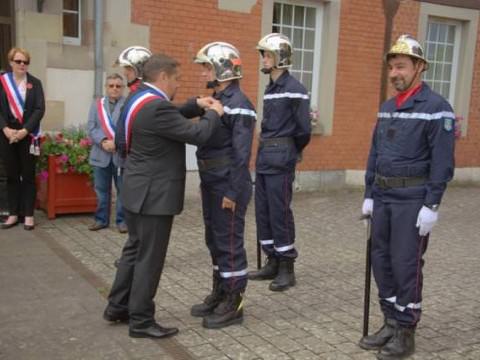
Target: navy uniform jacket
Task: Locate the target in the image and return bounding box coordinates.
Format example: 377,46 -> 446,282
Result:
196,81 -> 256,201
256,71 -> 311,174
365,82 -> 455,204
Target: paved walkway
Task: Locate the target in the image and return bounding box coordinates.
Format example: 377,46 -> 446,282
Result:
1,183 -> 479,359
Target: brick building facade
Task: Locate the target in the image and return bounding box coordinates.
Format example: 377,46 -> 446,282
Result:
128,0 -> 480,187
2,0 -> 479,189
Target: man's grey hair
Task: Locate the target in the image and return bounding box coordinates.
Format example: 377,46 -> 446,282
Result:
143,54 -> 179,83
106,73 -> 124,82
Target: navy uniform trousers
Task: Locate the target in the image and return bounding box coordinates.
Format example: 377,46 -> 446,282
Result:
201,181 -> 251,293
371,198 -> 428,327
255,172 -> 297,259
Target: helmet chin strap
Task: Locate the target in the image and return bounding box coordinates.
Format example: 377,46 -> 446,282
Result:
127,78 -> 140,87
404,62 -> 423,91
206,80 -> 219,89
261,67 -> 273,74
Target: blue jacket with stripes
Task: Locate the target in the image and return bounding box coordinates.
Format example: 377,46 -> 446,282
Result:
196,81 -> 256,202
365,82 -> 455,204
256,71 -> 311,174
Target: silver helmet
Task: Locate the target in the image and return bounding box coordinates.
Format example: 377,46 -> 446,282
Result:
114,46 -> 152,78
256,33 -> 292,69
194,42 -> 242,82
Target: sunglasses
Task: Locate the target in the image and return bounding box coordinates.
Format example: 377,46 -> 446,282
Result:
107,84 -> 123,89
13,59 -> 30,65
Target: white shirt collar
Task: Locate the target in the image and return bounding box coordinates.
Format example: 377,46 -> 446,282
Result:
144,82 -> 170,100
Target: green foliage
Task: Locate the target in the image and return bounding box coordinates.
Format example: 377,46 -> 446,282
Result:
37,127 -> 93,180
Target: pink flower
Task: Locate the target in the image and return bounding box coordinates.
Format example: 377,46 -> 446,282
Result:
454,116 -> 463,139
55,133 -> 64,143
79,137 -> 92,148
59,154 -> 69,163
39,170 -> 49,181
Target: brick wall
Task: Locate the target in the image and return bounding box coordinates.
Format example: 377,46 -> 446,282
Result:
130,0 -> 479,171
131,0 -> 262,106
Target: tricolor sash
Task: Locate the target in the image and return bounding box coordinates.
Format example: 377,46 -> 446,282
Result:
0,72 -> 25,124
0,72 -> 41,149
122,88 -> 167,152
97,97 -> 115,140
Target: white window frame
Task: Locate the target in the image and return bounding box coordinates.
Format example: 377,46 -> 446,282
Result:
418,2 -> 479,136
63,0 -> 81,46
424,18 -> 462,105
272,1 -> 323,109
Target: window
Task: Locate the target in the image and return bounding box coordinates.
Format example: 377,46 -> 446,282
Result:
63,0 -> 81,45
0,0 -> 14,72
272,2 -> 323,106
423,19 -> 461,105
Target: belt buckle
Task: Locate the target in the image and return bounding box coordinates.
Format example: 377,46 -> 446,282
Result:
378,176 -> 388,189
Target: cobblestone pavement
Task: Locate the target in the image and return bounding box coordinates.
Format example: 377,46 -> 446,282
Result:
36,183 -> 480,360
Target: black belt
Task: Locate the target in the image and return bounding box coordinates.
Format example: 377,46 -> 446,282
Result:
260,137 -> 294,147
197,156 -> 232,172
375,174 -> 427,189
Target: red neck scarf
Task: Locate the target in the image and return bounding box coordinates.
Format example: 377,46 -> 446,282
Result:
396,83 -> 422,108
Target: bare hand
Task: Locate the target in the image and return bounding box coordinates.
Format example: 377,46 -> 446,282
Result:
3,127 -> 17,143
196,96 -> 216,109
222,196 -> 236,212
209,100 -> 224,117
101,139 -> 116,152
15,129 -> 28,141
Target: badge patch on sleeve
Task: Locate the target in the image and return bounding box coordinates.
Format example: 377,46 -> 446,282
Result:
443,118 -> 453,132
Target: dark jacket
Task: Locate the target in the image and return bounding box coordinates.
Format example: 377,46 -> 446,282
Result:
256,71 -> 311,174
0,72 -> 45,134
119,84 -> 221,215
196,81 -> 256,201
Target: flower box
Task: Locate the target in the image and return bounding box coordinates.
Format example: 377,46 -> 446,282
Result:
36,155 -> 97,219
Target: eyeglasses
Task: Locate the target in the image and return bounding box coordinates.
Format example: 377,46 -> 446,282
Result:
13,59 -> 30,65
107,84 -> 123,89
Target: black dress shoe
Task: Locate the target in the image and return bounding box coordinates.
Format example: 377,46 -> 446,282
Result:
129,323 -> 179,339
1,221 -> 19,229
24,224 -> 35,231
103,308 -> 129,323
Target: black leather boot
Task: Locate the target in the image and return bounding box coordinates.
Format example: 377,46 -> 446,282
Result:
359,318 -> 397,350
202,292 -> 244,329
269,259 -> 295,291
190,271 -> 223,317
248,256 -> 278,280
377,325 -> 415,360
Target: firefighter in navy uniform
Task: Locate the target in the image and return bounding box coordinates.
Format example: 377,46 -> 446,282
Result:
359,35 -> 455,360
114,46 -> 151,94
248,33 -> 311,291
191,42 -> 256,329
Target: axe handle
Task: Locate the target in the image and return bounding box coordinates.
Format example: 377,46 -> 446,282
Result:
256,240 -> 262,269
363,219 -> 372,337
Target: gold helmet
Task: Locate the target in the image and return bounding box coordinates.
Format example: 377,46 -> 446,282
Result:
114,46 -> 152,78
194,42 -> 242,82
256,33 -> 292,69
386,34 -> 428,70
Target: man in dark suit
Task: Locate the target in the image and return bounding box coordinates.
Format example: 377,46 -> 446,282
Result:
103,53 -> 224,339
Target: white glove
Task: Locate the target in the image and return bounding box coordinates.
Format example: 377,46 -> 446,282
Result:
362,198 -> 374,216
416,206 -> 438,236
